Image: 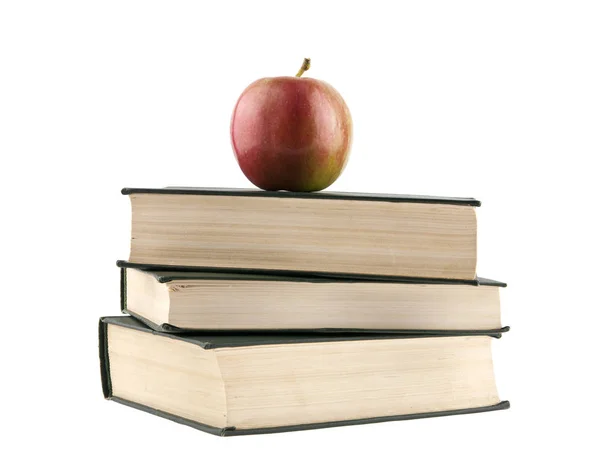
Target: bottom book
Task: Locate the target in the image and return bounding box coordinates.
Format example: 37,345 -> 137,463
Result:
99,316 -> 509,436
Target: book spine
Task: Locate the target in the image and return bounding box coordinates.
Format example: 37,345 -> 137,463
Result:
120,267 -> 126,312
98,319 -> 112,399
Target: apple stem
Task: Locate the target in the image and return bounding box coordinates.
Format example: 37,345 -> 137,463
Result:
295,58 -> 311,77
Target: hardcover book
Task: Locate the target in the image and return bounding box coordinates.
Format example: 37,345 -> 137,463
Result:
122,187 -> 481,281
119,262 -> 508,334
100,316 -> 509,436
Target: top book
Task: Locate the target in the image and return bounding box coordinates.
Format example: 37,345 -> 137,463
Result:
122,187 -> 480,281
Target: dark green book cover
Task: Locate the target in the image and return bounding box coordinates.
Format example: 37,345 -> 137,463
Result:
122,186 -> 482,206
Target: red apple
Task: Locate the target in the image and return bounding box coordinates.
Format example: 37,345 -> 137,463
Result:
230,59 -> 352,192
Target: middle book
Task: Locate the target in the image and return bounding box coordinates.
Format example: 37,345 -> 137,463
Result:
118,261 -> 507,335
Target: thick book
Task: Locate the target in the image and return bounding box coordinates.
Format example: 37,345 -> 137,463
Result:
122,187 -> 481,281
99,316 -> 509,436
118,261 -> 509,335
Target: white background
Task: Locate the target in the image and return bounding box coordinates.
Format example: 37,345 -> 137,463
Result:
1,1 -> 599,466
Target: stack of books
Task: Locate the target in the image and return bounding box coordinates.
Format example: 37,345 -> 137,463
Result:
99,187 -> 509,436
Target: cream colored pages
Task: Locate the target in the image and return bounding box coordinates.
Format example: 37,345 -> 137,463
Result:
129,194 -> 477,279
216,336 -> 500,429
167,280 -> 501,330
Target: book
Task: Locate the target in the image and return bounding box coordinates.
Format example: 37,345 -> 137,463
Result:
118,262 -> 508,334
122,187 -> 480,281
99,315 -> 509,436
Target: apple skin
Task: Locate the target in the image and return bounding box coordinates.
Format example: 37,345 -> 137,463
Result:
230,76 -> 352,192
